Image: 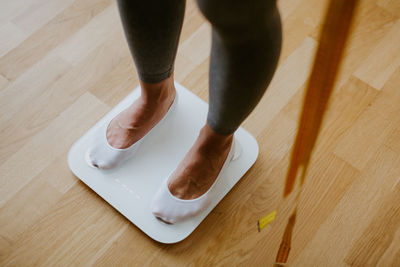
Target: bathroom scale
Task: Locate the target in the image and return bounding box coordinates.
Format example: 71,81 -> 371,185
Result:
68,82 -> 259,244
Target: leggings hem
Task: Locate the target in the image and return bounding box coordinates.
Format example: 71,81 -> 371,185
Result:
138,67 -> 173,83
207,117 -> 237,135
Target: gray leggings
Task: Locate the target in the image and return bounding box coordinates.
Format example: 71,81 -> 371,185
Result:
116,0 -> 282,135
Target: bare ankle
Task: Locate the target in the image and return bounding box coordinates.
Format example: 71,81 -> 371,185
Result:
198,123 -> 234,150
139,75 -> 175,104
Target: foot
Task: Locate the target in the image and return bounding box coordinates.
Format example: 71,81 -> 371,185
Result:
86,76 -> 177,169
107,76 -> 176,149
167,122 -> 234,200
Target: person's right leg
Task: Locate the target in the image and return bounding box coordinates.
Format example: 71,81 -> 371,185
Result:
88,0 -> 185,169
108,0 -> 186,149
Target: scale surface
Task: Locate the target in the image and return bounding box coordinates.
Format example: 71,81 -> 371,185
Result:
68,82 -> 259,244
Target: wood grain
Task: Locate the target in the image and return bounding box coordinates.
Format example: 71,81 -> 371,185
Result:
1,0 -> 399,265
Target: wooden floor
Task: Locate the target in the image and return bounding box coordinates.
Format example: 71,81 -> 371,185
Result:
1,0 -> 399,266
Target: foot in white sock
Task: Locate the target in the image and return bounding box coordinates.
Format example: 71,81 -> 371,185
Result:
151,124 -> 241,224
86,78 -> 178,169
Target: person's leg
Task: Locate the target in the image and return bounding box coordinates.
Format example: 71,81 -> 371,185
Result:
167,0 -> 282,199
107,0 -> 186,149
88,0 -> 185,169
202,0 -> 282,135
117,0 -> 185,84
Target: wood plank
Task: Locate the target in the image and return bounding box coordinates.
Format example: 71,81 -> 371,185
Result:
376,226 -> 400,267
179,0 -> 207,44
174,53 -> 198,84
0,30 -> 127,164
93,224 -> 162,266
181,58 -> 210,101
178,23 -> 211,65
0,183 -> 127,266
354,19 -> 400,90
88,57 -> 138,107
284,76 -> 379,161
0,54 -> 71,126
334,105 -> 394,170
53,2 -> 122,66
0,173 -> 63,246
334,69 -> 400,170
344,181 -> 400,266
0,0 -> 113,81
377,0 -> 400,17
0,0 -> 38,25
386,128 -> 400,156
312,0 -> 397,89
0,93 -> 108,207
278,0 -> 328,61
293,146 -> 400,266
11,0 -> 75,36
0,22 -> 27,57
278,0 -> 304,20
0,75 -> 9,91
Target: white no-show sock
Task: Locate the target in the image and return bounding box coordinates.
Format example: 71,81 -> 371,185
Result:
85,91 -> 179,169
151,136 -> 241,224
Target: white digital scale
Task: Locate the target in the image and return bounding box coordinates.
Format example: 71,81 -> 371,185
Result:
68,82 -> 259,243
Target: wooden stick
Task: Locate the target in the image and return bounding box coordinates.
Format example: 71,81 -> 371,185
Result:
275,0 -> 359,264
283,0 -> 359,197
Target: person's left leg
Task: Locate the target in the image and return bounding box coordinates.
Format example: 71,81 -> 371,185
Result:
167,0 -> 282,200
